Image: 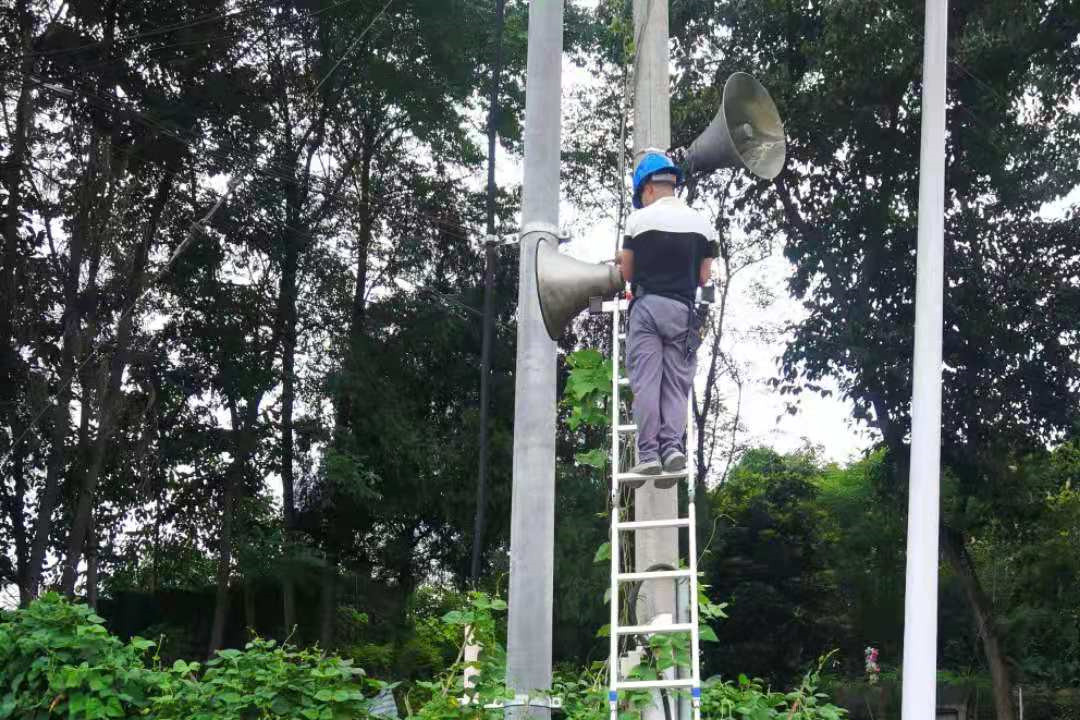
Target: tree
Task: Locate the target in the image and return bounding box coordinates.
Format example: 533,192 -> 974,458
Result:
670,2 -> 1080,716
703,447 -> 845,683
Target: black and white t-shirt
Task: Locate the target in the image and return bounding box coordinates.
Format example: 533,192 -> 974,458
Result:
623,196 -> 718,307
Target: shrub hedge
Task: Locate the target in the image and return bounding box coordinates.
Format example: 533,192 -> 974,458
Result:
0,593 -> 378,719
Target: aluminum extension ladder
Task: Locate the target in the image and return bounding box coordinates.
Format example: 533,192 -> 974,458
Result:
603,292 -> 702,720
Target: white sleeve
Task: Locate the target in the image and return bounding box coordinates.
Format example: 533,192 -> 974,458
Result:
624,210 -> 638,238
699,213 -> 719,242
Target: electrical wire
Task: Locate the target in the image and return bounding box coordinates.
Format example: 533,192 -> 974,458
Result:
612,0 -> 653,256
313,0 -> 395,95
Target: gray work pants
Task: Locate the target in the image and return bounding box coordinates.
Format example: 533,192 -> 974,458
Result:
626,294 -> 697,463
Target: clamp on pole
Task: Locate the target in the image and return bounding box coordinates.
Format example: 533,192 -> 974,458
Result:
460,693 -> 563,710
520,223 -> 571,245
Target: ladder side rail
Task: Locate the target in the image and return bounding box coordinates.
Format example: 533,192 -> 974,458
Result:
608,293 -> 623,720
686,368 -> 702,720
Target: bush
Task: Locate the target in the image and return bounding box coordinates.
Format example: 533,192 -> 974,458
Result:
0,593 -> 379,720
700,655 -> 848,720
1,592 -> 849,720
151,639 -> 378,720
0,592 -> 162,718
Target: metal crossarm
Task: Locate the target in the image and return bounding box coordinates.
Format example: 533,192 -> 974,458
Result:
606,292 -> 702,720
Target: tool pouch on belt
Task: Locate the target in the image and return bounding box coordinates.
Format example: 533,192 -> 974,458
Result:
686,303 -> 708,360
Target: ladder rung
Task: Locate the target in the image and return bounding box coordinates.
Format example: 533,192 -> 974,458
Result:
618,333 -> 627,340
615,518 -> 690,530
615,678 -> 696,691
616,423 -> 636,433
616,470 -> 688,485
617,377 -> 629,386
616,569 -> 693,582
616,622 -> 694,635
600,299 -> 630,313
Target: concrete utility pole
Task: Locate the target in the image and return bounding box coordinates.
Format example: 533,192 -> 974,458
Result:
901,1 -> 948,718
632,0 -> 671,165
630,0 -> 679,648
505,1 -> 562,718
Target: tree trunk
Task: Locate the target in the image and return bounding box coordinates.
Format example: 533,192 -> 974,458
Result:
0,425 -> 30,604
692,251 -> 733,551
336,125 -> 376,423
209,400 -> 261,656
60,167 -> 176,596
85,517 -> 99,610
24,135 -> 103,601
941,526 -> 1015,720
279,328 -> 297,635
4,0 -> 45,607
278,165 -> 302,637
209,463 -> 238,656
0,0 -> 35,400
244,576 -> 257,634
319,552 -> 336,650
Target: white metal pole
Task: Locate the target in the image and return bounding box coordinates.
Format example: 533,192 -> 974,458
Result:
901,2 -> 948,719
505,2 -> 562,719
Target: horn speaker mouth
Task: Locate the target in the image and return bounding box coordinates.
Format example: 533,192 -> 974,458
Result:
686,72 -> 786,180
535,239 -> 623,340
721,72 -> 785,180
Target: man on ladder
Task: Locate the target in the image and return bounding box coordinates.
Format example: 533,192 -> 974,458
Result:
619,151 -> 718,485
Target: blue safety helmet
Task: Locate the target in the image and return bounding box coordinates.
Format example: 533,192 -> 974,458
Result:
632,151 -> 684,209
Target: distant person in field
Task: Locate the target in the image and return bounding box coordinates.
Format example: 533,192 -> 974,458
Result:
619,151 -> 717,488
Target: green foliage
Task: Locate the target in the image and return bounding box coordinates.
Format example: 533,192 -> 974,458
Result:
970,440 -> 1080,687
409,593 -> 513,720
151,638 -> 378,720
704,448 -> 846,682
700,655 -> 847,720
563,349 -> 614,431
0,593 -> 161,719
0,594 -> 379,720
0,585 -> 852,720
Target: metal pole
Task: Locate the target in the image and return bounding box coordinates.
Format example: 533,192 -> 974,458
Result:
470,0 -> 507,589
900,2 -> 948,718
630,0 -> 679,672
506,1 -> 562,718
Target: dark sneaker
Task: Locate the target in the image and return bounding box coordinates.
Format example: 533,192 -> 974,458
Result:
623,459 -> 662,489
661,451 -> 686,473
655,452 -> 687,489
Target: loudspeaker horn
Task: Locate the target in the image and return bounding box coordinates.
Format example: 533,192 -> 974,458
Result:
535,239 -> 623,340
686,72 -> 786,180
